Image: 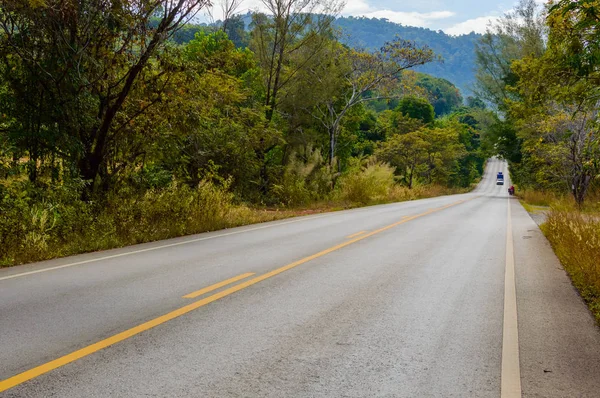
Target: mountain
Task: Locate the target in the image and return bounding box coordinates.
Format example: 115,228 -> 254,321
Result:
181,14 -> 481,97
335,17 -> 481,97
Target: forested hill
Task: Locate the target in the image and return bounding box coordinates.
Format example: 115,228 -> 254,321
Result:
181,14 -> 481,96
334,17 -> 481,96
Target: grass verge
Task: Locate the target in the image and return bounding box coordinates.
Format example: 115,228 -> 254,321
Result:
519,189 -> 600,323
0,181 -> 465,268
542,210 -> 600,323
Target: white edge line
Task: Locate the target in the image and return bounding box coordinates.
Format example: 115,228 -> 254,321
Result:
0,213 -> 332,282
501,197 -> 522,397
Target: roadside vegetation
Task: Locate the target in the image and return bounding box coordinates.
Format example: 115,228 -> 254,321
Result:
473,0 -> 600,321
0,0 -> 489,267
518,190 -> 600,323
0,171 -> 465,266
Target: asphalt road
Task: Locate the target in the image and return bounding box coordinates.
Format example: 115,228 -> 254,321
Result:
1,158 -> 599,397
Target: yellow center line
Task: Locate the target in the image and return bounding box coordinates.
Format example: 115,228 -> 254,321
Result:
0,196 -> 475,393
346,230 -> 367,239
183,273 -> 255,299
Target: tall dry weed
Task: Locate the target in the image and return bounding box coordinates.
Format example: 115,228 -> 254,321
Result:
542,210 -> 600,322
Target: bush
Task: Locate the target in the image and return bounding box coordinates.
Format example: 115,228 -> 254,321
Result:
338,161 -> 395,204
0,178 -> 240,266
270,147 -> 334,207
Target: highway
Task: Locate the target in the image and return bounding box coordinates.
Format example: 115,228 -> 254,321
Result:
1,158 -> 599,397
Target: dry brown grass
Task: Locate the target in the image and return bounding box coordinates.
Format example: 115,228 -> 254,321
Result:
1,178 -> 468,267
517,189 -> 561,207
518,188 -> 600,323
542,210 -> 600,323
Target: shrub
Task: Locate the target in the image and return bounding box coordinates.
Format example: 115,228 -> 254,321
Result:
338,161 -> 395,204
270,147 -> 333,207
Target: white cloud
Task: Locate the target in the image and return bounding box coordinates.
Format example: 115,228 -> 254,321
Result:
343,0 -> 372,14
444,15 -> 500,35
348,10 -> 455,28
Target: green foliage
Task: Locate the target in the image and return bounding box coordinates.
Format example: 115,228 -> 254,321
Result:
0,0 -> 211,196
269,147 -> 334,206
416,74 -> 463,116
548,0 -> 600,87
0,178 -> 253,266
396,97 -> 435,124
0,3 -> 486,267
473,0 -> 546,111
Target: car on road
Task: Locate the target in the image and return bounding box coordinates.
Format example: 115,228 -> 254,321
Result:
496,171 -> 504,185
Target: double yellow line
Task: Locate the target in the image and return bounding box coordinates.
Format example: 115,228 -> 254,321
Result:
0,197 -> 473,393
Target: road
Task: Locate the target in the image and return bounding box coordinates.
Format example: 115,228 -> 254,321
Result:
1,158 -> 599,397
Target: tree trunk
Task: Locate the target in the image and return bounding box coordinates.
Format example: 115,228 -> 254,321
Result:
329,127 -> 335,166
571,172 -> 591,208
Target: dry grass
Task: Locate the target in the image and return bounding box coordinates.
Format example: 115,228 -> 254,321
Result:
1,177 -> 468,268
519,188 -> 600,323
517,189 -> 561,207
542,210 -> 600,323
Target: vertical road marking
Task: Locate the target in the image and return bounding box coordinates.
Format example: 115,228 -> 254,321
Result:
501,198 -> 522,397
183,273 -> 255,299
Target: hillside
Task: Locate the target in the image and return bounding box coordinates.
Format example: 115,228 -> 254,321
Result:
176,14 -> 480,96
334,16 -> 481,96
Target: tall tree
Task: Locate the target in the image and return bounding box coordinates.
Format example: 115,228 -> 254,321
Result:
250,0 -> 343,122
473,0 -> 546,111
0,0 -> 210,197
309,39 -> 435,164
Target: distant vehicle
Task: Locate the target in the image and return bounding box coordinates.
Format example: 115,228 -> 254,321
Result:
496,171 -> 504,185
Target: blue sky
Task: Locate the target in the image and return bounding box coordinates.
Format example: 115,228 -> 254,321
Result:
339,0 -> 519,35
203,0 -> 537,36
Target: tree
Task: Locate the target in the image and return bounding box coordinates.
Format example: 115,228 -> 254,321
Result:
250,0 -> 343,122
376,125 -> 466,188
466,96 -> 486,110
161,31 -> 281,197
548,0 -> 600,89
473,0 -> 546,111
309,38 -> 436,165
508,41 -> 599,206
0,0 -> 210,198
223,14 -> 249,48
415,75 -> 463,116
396,96 -> 435,124
376,132 -> 428,188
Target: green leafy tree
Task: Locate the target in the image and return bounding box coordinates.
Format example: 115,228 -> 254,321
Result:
0,0 -> 211,198
473,0 -> 546,111
416,74 -> 463,116
250,0 -> 343,122
309,39 -> 436,165
396,96 -> 435,124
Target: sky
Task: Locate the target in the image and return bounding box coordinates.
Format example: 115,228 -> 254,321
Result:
203,0 -> 536,36
337,0 -> 517,35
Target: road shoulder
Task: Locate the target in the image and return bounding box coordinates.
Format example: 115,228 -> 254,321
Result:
511,198 -> 600,397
